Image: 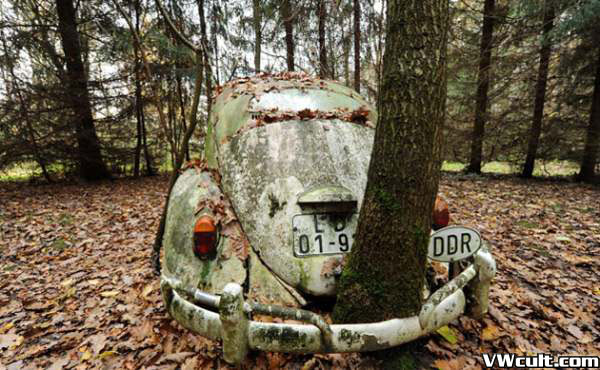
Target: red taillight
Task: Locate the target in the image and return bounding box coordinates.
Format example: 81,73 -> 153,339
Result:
432,197 -> 450,230
193,216 -> 218,259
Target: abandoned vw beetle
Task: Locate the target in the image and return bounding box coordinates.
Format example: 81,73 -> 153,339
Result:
160,74 -> 496,364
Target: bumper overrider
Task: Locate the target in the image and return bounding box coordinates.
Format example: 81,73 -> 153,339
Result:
160,247 -> 496,365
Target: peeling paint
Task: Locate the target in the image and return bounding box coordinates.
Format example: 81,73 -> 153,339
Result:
339,328 -> 361,347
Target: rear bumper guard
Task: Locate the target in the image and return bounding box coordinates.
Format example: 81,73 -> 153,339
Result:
160,248 -> 496,365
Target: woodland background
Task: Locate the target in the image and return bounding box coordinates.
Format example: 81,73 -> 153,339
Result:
1,1 -> 599,369
0,0 -> 599,183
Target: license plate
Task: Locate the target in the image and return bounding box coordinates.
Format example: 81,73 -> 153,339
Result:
292,213 -> 357,257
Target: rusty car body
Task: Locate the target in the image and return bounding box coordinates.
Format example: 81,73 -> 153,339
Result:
159,74 -> 496,364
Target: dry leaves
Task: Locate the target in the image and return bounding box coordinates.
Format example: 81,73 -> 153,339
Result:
0,173 -> 598,369
239,106 -> 374,137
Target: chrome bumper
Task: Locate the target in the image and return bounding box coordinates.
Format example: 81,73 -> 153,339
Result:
160,248 -> 496,365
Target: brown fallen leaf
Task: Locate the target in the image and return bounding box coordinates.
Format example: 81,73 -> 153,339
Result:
566,324 -> 584,340
47,357 -> 70,370
433,356 -> 467,370
157,352 -> 196,364
88,333 -> 107,354
481,323 -> 503,341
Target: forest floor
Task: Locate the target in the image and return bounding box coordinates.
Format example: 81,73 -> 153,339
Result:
1,174 -> 599,369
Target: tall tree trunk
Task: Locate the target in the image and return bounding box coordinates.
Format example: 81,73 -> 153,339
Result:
342,22 -> 350,86
353,0 -> 360,92
334,0 -> 448,329
55,0 -> 110,181
577,48 -> 600,182
253,0 -> 262,73
467,0 -> 496,174
318,0 -> 329,78
142,108 -> 154,176
522,2 -> 555,178
211,4 -> 220,83
198,0 -> 213,123
176,76 -> 190,161
134,59 -> 143,177
133,0 -> 143,177
281,0 -> 295,71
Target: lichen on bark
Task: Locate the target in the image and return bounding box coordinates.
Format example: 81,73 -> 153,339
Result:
332,0 -> 449,362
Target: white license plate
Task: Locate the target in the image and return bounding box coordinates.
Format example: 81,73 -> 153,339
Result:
292,213 -> 357,256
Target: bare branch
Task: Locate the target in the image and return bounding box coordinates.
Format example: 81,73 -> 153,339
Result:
154,0 -> 201,54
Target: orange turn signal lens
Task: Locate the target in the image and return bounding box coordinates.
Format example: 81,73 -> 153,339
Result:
193,215 -> 218,259
432,197 -> 450,230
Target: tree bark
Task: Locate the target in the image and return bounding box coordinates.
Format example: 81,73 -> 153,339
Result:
318,0 -> 329,79
353,0 -> 360,92
281,0 -> 295,71
334,0 -> 448,328
467,0 -> 496,174
134,57 -> 143,177
577,48 -> 600,182
198,0 -> 213,123
176,76 -> 190,161
211,3 -> 220,83
142,108 -> 154,176
253,0 -> 261,73
522,2 -> 555,178
55,0 -> 110,181
133,0 -> 143,177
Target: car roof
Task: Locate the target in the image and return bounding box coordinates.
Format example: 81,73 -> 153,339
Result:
209,74 -> 376,147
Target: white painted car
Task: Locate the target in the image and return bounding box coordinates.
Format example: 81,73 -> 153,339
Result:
160,74 -> 496,364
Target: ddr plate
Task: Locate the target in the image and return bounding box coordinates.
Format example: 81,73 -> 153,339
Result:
292,213 -> 357,257
428,225 -> 482,262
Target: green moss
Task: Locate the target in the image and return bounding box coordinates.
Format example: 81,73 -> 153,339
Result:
50,238 -> 69,251
339,329 -> 361,347
333,222 -> 429,324
374,188 -> 402,213
204,121 -> 217,168
255,327 -> 312,349
199,261 -> 212,282
297,260 -> 309,290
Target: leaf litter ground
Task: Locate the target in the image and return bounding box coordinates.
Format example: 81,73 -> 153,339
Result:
0,174 -> 598,369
